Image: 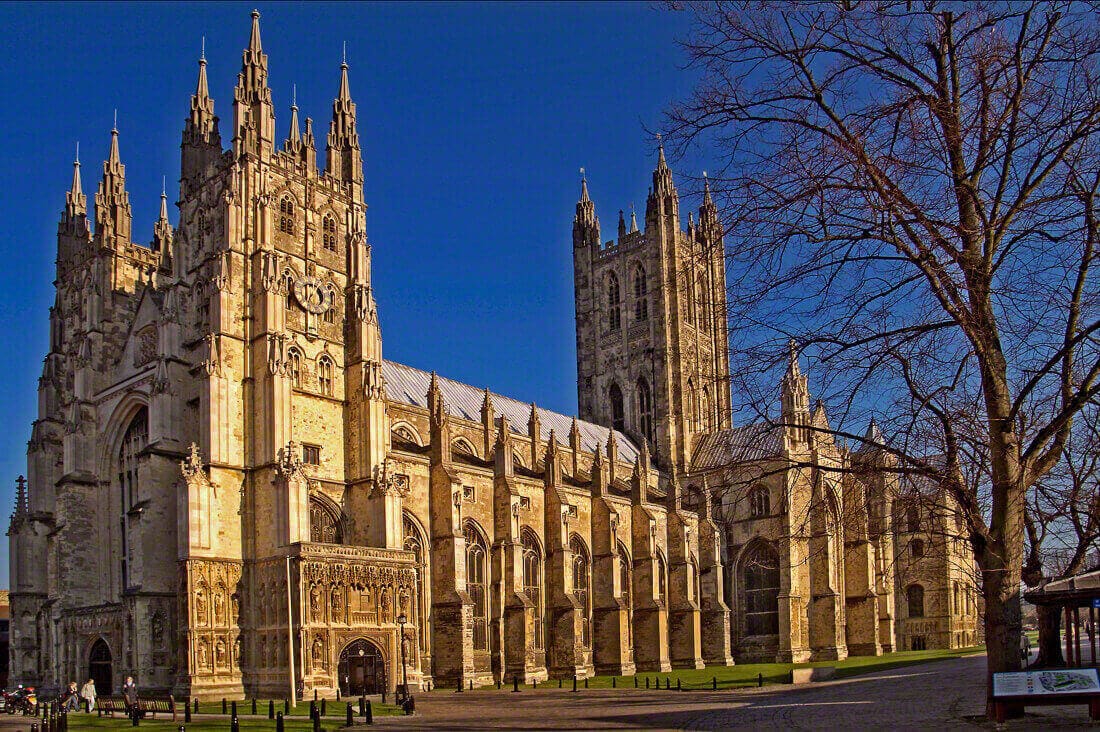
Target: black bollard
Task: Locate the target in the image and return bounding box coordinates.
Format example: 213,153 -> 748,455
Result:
336,688 -> 340,702
572,676 -> 577,693
251,698 -> 257,716
757,673 -> 763,688
194,699 -> 199,713
309,701 -> 316,720
179,727 -> 185,732
31,725 -> 38,732
268,700 -> 274,720
311,711 -> 319,732
584,678 -> 589,689
713,676 -> 717,691
558,679 -> 562,689
231,716 -> 239,732
666,678 -> 671,690
645,677 -> 649,689
358,696 -> 365,716
276,712 -> 284,732
221,699 -> 227,715
284,700 -> 289,715
612,677 -> 616,688
677,679 -> 681,691
381,690 -> 387,705
468,680 -> 473,692
314,690 -> 318,702
532,679 -> 537,689
131,708 -> 139,727
513,676 -> 519,693
231,701 -> 237,719
320,699 -> 326,717
456,678 -> 463,693
496,679 -> 501,690
365,701 -> 373,725
185,703 -> 192,723
346,702 -> 353,727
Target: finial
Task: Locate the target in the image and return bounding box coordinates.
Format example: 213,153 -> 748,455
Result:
342,41 -> 347,67
162,175 -> 166,197
113,109 -> 118,132
292,83 -> 297,108
201,35 -> 206,61
630,202 -> 638,233
580,166 -> 586,182
75,141 -> 79,164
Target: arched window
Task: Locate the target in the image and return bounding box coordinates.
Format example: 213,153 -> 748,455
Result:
697,276 -> 709,328
701,387 -> 712,432
741,542 -> 780,636
907,584 -> 925,618
618,542 -> 633,648
118,407 -> 148,589
522,530 -> 544,650
609,383 -> 625,433
637,378 -> 654,447
570,535 -> 591,648
749,485 -> 770,518
403,514 -> 429,652
465,523 -> 489,650
287,348 -> 302,387
687,379 -> 698,432
317,356 -> 334,396
279,196 -> 296,235
911,538 -> 925,558
607,273 -> 622,332
281,271 -> 295,310
906,504 -> 920,533
688,555 -> 700,605
656,550 -> 668,605
309,496 -> 342,544
322,215 -> 338,251
323,286 -> 337,324
633,265 -> 648,321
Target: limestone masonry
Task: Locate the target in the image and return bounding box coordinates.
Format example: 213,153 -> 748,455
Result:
7,12 -> 979,698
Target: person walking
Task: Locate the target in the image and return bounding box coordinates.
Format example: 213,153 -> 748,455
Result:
80,679 -> 96,713
63,682 -> 79,712
122,676 -> 137,717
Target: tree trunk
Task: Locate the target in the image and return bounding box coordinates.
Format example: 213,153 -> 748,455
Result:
982,559 -> 1024,717
1033,604 -> 1064,668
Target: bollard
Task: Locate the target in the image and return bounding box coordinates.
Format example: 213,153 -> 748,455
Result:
572,677 -> 577,693
222,699 -> 227,716
496,679 -> 501,690
468,680 -> 473,692
231,716 -> 239,732
677,679 -> 681,691
558,679 -> 562,689
231,701 -> 237,719
131,708 -> 139,727
532,679 -> 537,689
358,696 -> 365,716
320,699 -> 326,717
645,677 -> 649,689
513,676 -> 519,693
194,699 -> 199,714
456,678 -> 463,694
584,678 -> 589,689
309,701 -> 316,721
32,725 -> 38,732
185,703 -> 192,724
336,688 -> 340,702
311,711 -> 319,732
381,690 -> 387,705
251,699 -> 257,716
346,702 -> 353,727
612,677 -> 616,689
314,690 -> 318,702
757,673 -> 763,688
179,728 -> 185,732
276,712 -> 284,732
268,700 -> 274,720
284,700 -> 289,715
365,701 -> 373,725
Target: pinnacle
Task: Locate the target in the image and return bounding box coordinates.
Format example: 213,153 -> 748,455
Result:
249,9 -> 262,53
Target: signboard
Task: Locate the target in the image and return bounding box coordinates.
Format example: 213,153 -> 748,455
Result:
993,668 -> 1100,697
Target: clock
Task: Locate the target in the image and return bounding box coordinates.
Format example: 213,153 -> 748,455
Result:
293,276 -> 332,314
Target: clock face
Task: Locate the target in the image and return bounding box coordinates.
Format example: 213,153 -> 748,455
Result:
293,276 -> 332,314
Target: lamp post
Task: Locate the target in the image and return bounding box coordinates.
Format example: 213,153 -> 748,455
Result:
397,613 -> 409,705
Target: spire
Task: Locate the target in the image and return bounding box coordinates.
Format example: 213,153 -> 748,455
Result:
781,338 -> 811,443
629,202 -> 638,233
64,142 -> 86,221
786,338 -> 801,378
699,171 -> 721,241
284,86 -> 303,156
159,177 -> 169,220
326,57 -> 363,185
647,133 -> 678,218
572,168 -> 599,248
617,209 -> 626,240
234,9 -> 274,157
95,123 -> 132,246
183,39 -> 221,176
154,177 -> 174,272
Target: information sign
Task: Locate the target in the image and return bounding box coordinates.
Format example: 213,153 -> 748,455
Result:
993,668 -> 1100,697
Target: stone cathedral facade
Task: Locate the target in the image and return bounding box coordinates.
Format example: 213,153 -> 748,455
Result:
8,12 -> 978,699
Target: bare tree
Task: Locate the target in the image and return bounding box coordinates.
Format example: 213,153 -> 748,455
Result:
1023,401 -> 1100,666
665,0 -> 1100,701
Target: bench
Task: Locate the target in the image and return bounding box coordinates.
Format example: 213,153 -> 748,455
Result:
96,696 -> 177,721
992,669 -> 1100,722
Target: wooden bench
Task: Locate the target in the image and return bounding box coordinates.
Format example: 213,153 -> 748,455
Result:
992,693 -> 1100,722
96,696 -> 176,721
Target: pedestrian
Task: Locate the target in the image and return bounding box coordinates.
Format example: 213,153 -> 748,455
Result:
64,682 -> 79,712
122,676 -> 137,716
80,679 -> 96,713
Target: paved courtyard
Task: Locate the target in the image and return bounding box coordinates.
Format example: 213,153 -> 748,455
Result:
367,655 -> 1097,730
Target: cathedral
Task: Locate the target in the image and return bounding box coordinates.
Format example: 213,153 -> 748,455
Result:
7,12 -> 979,699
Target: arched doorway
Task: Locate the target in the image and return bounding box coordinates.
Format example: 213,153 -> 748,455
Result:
88,639 -> 113,696
338,639 -> 386,696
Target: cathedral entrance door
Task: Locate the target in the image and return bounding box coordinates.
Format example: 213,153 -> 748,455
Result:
88,638 -> 113,696
338,639 -> 386,696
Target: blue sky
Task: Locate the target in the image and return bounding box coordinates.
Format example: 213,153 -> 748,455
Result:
0,2 -> 707,584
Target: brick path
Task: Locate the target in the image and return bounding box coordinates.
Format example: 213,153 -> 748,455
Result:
366,655 -> 1098,730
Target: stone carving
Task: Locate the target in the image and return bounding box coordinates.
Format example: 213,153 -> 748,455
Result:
197,638 -> 209,669
310,584 -> 322,622
215,637 -> 226,667
311,636 -> 324,668
213,586 -> 226,626
194,585 -> 207,625
330,586 -> 343,619
151,611 -> 165,648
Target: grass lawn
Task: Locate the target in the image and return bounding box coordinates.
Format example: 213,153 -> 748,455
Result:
182,700 -> 402,718
433,644 -> 986,692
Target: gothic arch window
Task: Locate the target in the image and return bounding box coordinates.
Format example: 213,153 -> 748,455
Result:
403,513 -> 430,653
906,584 -> 925,618
118,406 -> 148,589
452,437 -> 478,460
701,387 -> 712,432
287,348 -> 303,388
391,423 -> 422,449
906,504 -> 920,533
749,485 -> 769,518
322,214 -> 338,251
607,273 -> 621,332
655,550 -> 668,606
317,355 -> 335,396
687,378 -> 698,432
697,275 -> 709,328
618,541 -> 633,648
464,521 -> 489,651
637,378 -> 654,447
309,496 -> 343,544
323,285 -> 338,324
281,270 -> 296,310
570,535 -> 592,648
911,538 -> 925,558
279,195 -> 296,235
521,529 -> 544,650
609,383 -> 625,433
633,265 -> 648,321
741,541 -> 780,636
688,555 -> 700,605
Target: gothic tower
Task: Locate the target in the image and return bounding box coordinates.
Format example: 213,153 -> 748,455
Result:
573,149 -> 731,472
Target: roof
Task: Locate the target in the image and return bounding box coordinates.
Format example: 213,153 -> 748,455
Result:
690,423 -> 785,471
1024,569 -> 1100,607
381,360 -> 641,463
